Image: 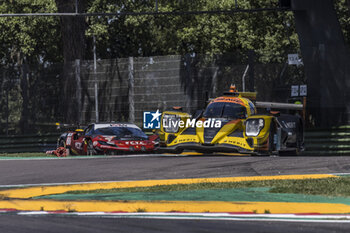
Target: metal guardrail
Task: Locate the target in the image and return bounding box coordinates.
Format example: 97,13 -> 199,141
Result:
303,125 -> 350,156
0,134 -> 60,153
0,126 -> 349,155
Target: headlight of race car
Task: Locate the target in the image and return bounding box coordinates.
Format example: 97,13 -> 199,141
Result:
245,118 -> 265,137
162,114 -> 180,133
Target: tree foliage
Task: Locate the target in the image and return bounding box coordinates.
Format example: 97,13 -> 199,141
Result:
0,0 -> 61,133
0,0 -> 61,65
335,0 -> 350,47
0,0 -> 348,65
87,0 -> 299,63
0,0 -> 349,133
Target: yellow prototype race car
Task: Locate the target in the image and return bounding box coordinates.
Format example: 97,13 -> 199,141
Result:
157,86 -> 304,155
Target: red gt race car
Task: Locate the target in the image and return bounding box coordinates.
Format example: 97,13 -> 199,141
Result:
57,123 -> 158,155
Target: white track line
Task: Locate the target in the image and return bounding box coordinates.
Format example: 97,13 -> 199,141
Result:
0,153 -> 187,161
331,173 -> 350,176
12,211 -> 350,223
0,179 -> 142,188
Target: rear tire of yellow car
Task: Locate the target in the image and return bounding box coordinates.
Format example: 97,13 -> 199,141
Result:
279,149 -> 300,156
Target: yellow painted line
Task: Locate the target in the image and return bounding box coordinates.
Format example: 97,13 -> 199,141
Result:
1,200 -> 350,214
0,174 -> 337,199
178,152 -> 248,156
164,152 -> 248,156
162,152 -> 203,155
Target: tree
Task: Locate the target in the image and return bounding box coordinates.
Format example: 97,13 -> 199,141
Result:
55,0 -> 91,123
86,0 -> 300,64
0,0 -> 61,133
1,0 -> 349,132
55,0 -> 89,62
334,0 -> 350,48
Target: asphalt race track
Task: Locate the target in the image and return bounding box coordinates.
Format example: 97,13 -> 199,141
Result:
0,215 -> 349,233
1,154 -> 350,232
1,154 -> 350,185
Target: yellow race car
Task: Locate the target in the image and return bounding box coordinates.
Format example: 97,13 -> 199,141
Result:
157,86 -> 304,155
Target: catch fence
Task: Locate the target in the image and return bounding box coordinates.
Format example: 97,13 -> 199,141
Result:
0,53 -> 305,135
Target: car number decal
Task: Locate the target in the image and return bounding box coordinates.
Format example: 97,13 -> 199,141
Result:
66,133 -> 73,146
75,142 -> 82,150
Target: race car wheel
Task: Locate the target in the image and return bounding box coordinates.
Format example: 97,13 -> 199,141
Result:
58,139 -> 65,148
279,150 -> 299,156
268,124 -> 280,156
255,124 -> 276,156
267,128 -> 276,155
58,139 -> 70,156
87,140 -> 97,156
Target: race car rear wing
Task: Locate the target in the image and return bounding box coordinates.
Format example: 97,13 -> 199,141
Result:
255,101 -> 303,110
256,101 -> 306,121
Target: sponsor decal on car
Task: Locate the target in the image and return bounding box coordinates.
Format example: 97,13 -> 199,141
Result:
75,142 -> 82,150
125,141 -> 147,145
66,133 -> 73,146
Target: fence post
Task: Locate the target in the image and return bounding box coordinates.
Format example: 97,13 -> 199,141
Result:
20,64 -> 29,134
128,57 -> 135,123
248,50 -> 255,92
93,36 -> 99,123
75,59 -> 82,125
6,85 -> 9,136
184,54 -> 192,113
2,69 -> 9,135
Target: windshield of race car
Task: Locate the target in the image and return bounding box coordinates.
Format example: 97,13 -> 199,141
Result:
92,127 -> 148,140
203,102 -> 247,119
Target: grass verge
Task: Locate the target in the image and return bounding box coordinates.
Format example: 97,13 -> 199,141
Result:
63,177 -> 350,197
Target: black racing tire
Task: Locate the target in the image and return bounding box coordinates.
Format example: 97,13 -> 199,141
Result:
174,148 -> 184,154
279,149 -> 300,156
107,150 -> 121,156
195,149 -> 213,155
58,139 -> 65,147
253,151 -> 270,157
154,147 -> 183,154
279,139 -> 302,156
87,140 -> 97,156
267,127 -> 278,156
58,139 -> 70,156
255,123 -> 277,156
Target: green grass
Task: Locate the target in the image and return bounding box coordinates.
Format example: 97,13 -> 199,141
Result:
269,177 -> 350,196
64,177 -> 350,197
0,153 -> 55,157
